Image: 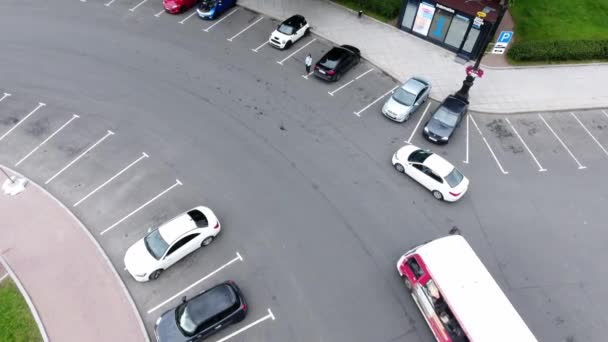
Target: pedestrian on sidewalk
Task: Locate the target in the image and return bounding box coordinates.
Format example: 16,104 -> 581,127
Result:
305,54 -> 312,74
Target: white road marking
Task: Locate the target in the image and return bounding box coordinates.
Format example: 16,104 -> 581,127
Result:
276,38 -> 316,65
215,308 -> 276,342
73,152 -> 149,207
251,41 -> 268,52
100,179 -> 182,235
104,0 -> 117,6
147,252 -> 243,314
0,102 -> 46,142
129,0 -> 149,12
45,130 -> 115,184
154,9 -> 165,17
353,86 -> 398,117
0,273 -> 8,283
228,16 -> 264,42
538,113 -> 586,169
0,92 -> 11,103
203,8 -> 239,32
571,112 -> 608,157
463,115 -> 469,164
603,109 -> 608,120
179,11 -> 198,24
405,102 -> 431,143
15,114 -> 79,167
301,70 -> 314,79
505,118 -> 546,172
327,68 -> 374,96
470,114 -> 509,174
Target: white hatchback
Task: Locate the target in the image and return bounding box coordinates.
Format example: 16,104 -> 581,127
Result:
392,144 -> 469,202
124,206 -> 221,282
268,14 -> 309,49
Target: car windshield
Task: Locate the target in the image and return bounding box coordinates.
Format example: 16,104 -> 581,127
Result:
319,58 -> 338,69
407,149 -> 433,163
200,0 -> 215,11
445,168 -> 464,188
144,229 -> 169,260
177,304 -> 197,335
392,88 -> 416,106
433,107 -> 459,127
277,23 -> 294,35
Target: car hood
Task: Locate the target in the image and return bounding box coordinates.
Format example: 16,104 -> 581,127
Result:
163,0 -> 181,8
124,239 -> 158,276
426,119 -> 454,138
156,310 -> 189,342
384,96 -> 413,116
271,30 -> 291,41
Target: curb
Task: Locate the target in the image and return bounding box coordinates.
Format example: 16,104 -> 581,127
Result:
0,255 -> 50,342
0,165 -> 151,342
468,105 -> 608,117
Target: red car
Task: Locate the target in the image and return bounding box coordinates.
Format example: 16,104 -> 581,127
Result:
163,0 -> 197,14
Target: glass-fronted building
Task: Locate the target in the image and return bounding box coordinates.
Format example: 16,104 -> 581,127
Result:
398,0 -> 504,60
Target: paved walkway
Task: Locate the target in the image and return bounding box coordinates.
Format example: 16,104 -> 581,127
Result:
239,0 -> 608,113
0,169 -> 148,342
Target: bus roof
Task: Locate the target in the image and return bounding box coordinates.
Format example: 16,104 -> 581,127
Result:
416,235 -> 538,342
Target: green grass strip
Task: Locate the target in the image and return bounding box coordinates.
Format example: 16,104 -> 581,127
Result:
0,279 -> 43,342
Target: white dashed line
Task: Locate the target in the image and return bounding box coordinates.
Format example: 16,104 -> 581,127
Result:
571,112 -> 608,157
251,41 -> 268,52
215,308 -> 276,342
353,86 -> 398,117
73,152 -> 149,207
203,8 -> 239,32
405,102 -> 431,143
178,11 -> 198,24
228,16 -> 264,42
603,109 -> 608,120
301,70 -> 314,79
0,102 -> 46,142
0,92 -> 11,103
470,114 -> 509,174
15,114 -> 80,167
147,252 -> 243,314
104,0 -> 117,6
505,118 -> 546,172
327,68 -> 374,96
45,130 -> 115,184
100,179 -> 182,235
276,38 -> 316,65
538,113 -> 586,169
154,9 -> 165,17
129,0 -> 149,12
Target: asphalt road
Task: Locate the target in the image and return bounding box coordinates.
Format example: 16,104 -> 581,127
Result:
1,1 -> 608,341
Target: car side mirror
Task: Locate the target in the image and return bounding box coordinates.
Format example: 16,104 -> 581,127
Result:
181,296 -> 187,303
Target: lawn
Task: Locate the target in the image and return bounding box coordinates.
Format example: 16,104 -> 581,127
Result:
332,0 -> 402,23
510,0 -> 608,42
0,279 -> 43,342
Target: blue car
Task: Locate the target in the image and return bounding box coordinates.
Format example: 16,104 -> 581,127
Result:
197,0 -> 236,20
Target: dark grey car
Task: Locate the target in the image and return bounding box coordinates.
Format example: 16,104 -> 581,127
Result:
422,95 -> 468,144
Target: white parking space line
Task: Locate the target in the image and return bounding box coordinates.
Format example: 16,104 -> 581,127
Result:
571,112 -> 608,157
0,273 -> 8,283
538,113 -> 586,169
276,38 -> 316,65
179,11 -> 198,24
154,9 -> 165,17
301,70 -> 314,79
505,118 -> 547,172
251,41 -> 268,52
0,102 -> 46,142
353,86 -> 398,117
203,8 -> 239,32
147,252 -> 243,314
129,0 -> 149,12
73,152 -> 149,207
104,0 -> 117,6
327,68 -> 374,96
603,109 -> 608,119
45,130 -> 115,184
100,179 -> 182,235
215,308 -> 276,342
15,114 -> 80,167
470,115 -> 509,175
228,16 -> 264,42
405,102 -> 431,143
463,115 -> 469,164
0,92 -> 11,103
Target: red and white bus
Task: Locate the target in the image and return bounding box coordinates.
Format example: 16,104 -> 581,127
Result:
396,235 -> 538,342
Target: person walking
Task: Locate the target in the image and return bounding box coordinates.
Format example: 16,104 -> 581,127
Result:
305,54 -> 312,74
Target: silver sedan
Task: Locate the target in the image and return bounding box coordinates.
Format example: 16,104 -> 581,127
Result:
382,77 -> 432,122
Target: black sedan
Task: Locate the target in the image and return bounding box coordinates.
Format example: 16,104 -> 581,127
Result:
314,45 -> 360,82
154,281 -> 247,341
422,95 -> 469,144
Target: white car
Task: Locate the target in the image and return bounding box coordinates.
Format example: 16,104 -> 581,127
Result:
124,206 -> 220,282
269,14 -> 309,50
382,77 -> 431,122
391,144 -> 469,202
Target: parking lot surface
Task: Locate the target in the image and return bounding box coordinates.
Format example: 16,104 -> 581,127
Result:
1,1 -> 608,341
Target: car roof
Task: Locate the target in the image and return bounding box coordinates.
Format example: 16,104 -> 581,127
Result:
188,284 -> 237,326
424,154 -> 455,177
441,95 -> 468,113
158,210 -> 201,243
402,78 -> 427,94
284,14 -> 305,26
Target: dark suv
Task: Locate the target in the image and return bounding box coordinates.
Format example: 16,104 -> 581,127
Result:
314,45 -> 361,82
154,281 -> 247,341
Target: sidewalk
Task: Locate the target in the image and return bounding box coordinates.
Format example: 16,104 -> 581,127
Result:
239,0 -> 608,113
0,169 -> 148,342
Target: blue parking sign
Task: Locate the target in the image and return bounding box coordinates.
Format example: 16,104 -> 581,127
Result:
498,31 -> 513,44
